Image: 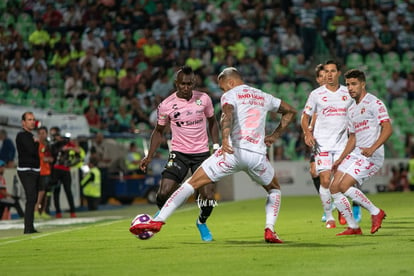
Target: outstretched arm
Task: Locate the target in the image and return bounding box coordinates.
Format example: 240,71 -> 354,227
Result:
265,100 -> 297,147
220,103 -> 234,155
207,115 -> 220,145
140,124 -> 166,172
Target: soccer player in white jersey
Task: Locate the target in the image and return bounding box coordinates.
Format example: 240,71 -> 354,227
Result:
331,69 -> 392,236
139,66 -> 220,241
130,67 -> 297,243
301,60 -> 353,229
307,63 -> 362,225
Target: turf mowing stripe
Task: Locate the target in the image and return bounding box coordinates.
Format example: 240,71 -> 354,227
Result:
0,219 -> 122,246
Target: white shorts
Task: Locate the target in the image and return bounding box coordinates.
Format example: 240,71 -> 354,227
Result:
338,148 -> 383,185
315,150 -> 343,174
201,147 -> 275,186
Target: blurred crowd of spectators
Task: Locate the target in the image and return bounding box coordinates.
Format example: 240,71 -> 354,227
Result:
1,0 -> 414,160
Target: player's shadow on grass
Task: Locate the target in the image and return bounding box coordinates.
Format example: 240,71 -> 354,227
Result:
181,240 -> 375,247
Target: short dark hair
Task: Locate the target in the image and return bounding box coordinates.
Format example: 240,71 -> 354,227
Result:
37,126 -> 48,133
315,64 -> 324,78
344,69 -> 366,82
175,65 -> 194,81
324,60 -> 341,71
21,112 -> 33,121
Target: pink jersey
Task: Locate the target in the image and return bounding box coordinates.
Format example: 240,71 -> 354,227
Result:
303,84 -> 353,152
348,93 -> 390,158
157,90 -> 214,154
221,84 -> 281,154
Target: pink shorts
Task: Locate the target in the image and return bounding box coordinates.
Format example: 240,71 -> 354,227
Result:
201,147 -> 275,186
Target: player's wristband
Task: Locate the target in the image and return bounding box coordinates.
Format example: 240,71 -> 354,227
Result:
213,143 -> 220,150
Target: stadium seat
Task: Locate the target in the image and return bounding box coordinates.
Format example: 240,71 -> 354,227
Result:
296,81 -> 313,95
101,86 -> 117,98
261,82 -> 278,93
48,69 -> 62,80
401,51 -> 414,73
45,87 -> 64,99
0,81 -> 9,98
345,53 -> 364,68
48,77 -> 64,89
17,12 -> 33,24
6,88 -> 25,105
27,87 -> 43,99
24,98 -> 43,108
278,82 -> 296,98
0,1 -> 6,12
0,12 -> 15,26
241,36 -> 256,57
44,97 -> 63,112
61,97 -> 79,113
365,52 -> 383,71
286,54 -> 298,68
133,29 -> 144,42
256,36 -> 270,51
382,51 -> 401,70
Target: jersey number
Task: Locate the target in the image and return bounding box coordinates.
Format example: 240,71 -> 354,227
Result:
245,109 -> 260,128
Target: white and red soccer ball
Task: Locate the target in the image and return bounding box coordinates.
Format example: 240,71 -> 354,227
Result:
131,214 -> 154,240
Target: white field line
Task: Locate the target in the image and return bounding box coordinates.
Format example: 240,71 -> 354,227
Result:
0,202 -> 232,245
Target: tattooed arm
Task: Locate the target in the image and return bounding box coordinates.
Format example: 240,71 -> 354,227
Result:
265,100 -> 297,147
220,103 -> 235,154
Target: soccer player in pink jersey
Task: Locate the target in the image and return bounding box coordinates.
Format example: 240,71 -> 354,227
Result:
139,66 -> 220,241
131,67 -> 297,243
331,69 -> 392,236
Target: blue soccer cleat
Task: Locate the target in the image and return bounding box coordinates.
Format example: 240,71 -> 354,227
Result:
353,204 -> 362,223
321,212 -> 327,222
196,221 -> 213,242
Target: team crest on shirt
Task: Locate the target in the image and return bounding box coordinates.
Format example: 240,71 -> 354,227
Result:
322,96 -> 328,102
360,107 -> 365,114
196,99 -> 202,105
342,95 -> 348,101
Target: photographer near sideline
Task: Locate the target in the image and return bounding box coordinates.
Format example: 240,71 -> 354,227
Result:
49,127 -> 81,218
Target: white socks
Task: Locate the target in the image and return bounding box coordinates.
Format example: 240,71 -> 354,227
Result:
319,186 -> 334,221
154,182 -> 195,222
344,186 -> 380,215
332,192 -> 359,229
265,189 -> 281,231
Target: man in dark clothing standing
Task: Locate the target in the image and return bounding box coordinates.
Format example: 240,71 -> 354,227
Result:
16,112 -> 40,234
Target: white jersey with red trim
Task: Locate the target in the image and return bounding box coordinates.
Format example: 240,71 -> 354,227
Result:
303,84 -> 353,152
221,84 -> 281,154
348,93 -> 390,158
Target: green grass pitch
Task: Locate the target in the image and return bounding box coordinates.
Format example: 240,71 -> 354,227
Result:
1,192 -> 413,276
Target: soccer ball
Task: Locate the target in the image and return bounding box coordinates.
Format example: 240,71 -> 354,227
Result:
131,214 -> 154,240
